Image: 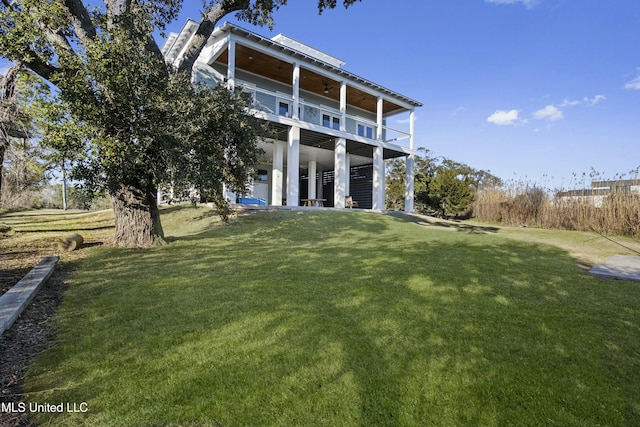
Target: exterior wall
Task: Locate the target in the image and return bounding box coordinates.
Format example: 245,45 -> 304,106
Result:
193,63 -> 224,86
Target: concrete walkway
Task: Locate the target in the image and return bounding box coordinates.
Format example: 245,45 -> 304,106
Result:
589,255 -> 640,281
0,256 -> 59,335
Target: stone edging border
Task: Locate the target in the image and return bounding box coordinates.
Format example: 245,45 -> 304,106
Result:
0,256 -> 59,336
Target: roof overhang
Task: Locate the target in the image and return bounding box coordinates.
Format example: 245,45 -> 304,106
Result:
161,21 -> 423,114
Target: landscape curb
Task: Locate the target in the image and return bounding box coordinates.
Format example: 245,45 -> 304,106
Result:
0,256 -> 59,336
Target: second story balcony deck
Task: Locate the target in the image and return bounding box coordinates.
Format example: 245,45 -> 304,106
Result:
166,21 -> 421,154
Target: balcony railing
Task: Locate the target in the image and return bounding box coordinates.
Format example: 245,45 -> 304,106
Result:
235,80 -> 411,148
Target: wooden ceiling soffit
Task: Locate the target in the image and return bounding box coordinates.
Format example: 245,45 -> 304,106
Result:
213,43 -> 409,115
299,68 -> 339,103
213,44 -> 293,86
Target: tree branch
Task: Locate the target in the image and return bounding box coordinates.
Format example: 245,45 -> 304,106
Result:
19,56 -> 58,82
41,25 -> 76,56
60,0 -> 97,46
105,0 -> 131,15
177,1 -> 249,73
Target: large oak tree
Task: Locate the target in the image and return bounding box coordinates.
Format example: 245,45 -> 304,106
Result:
0,0 -> 362,247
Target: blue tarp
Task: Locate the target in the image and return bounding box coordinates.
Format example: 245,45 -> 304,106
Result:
238,197 -> 267,205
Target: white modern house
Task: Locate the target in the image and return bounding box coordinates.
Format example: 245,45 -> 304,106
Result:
162,20 -> 422,210
556,179 -> 640,208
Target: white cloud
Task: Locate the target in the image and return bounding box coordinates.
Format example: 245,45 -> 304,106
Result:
485,0 -> 538,9
625,69 -> 640,90
583,94 -> 606,106
559,98 -> 581,107
533,105 -> 563,121
558,94 -> 606,108
487,109 -> 523,126
452,106 -> 466,116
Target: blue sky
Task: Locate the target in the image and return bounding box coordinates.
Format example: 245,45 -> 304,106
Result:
165,0 -> 640,189
3,0 -> 639,189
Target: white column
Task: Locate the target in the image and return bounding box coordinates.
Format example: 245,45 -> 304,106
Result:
373,144 -> 385,210
409,108 -> 416,150
308,160 -> 317,199
345,154 -> 351,197
287,126 -> 300,206
292,62 -> 300,120
271,141 -> 284,206
227,39 -> 236,89
405,154 -> 415,212
376,96 -> 384,141
334,138 -> 347,208
340,81 -> 347,132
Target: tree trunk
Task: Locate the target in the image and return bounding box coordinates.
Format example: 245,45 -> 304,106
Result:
1,63 -> 22,199
0,132 -> 6,199
110,184 -> 165,248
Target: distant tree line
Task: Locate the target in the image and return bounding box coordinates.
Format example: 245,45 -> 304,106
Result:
386,148 -> 502,217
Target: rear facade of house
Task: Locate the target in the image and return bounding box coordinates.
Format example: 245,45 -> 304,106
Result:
162,21 -> 422,210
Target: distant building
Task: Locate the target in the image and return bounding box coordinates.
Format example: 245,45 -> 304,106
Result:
556,179 -> 640,207
162,21 -> 422,210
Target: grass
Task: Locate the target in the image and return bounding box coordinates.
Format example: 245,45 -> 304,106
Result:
0,209 -> 116,294
7,207 -> 639,426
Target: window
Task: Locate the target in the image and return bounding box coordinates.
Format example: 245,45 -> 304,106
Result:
304,105 -> 319,120
256,169 -> 268,182
278,101 -> 291,117
323,114 -> 340,130
357,123 -> 374,139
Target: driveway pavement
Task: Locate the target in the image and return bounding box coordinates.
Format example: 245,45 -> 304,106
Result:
589,255 -> 640,281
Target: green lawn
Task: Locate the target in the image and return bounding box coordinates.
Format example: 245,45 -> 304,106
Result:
23,207 -> 640,426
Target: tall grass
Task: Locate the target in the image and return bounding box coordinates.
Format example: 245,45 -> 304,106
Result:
472,179 -> 640,238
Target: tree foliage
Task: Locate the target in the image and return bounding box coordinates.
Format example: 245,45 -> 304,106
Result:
386,148 -> 502,217
428,160 -> 475,218
0,68 -> 53,206
1,0 -> 362,247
